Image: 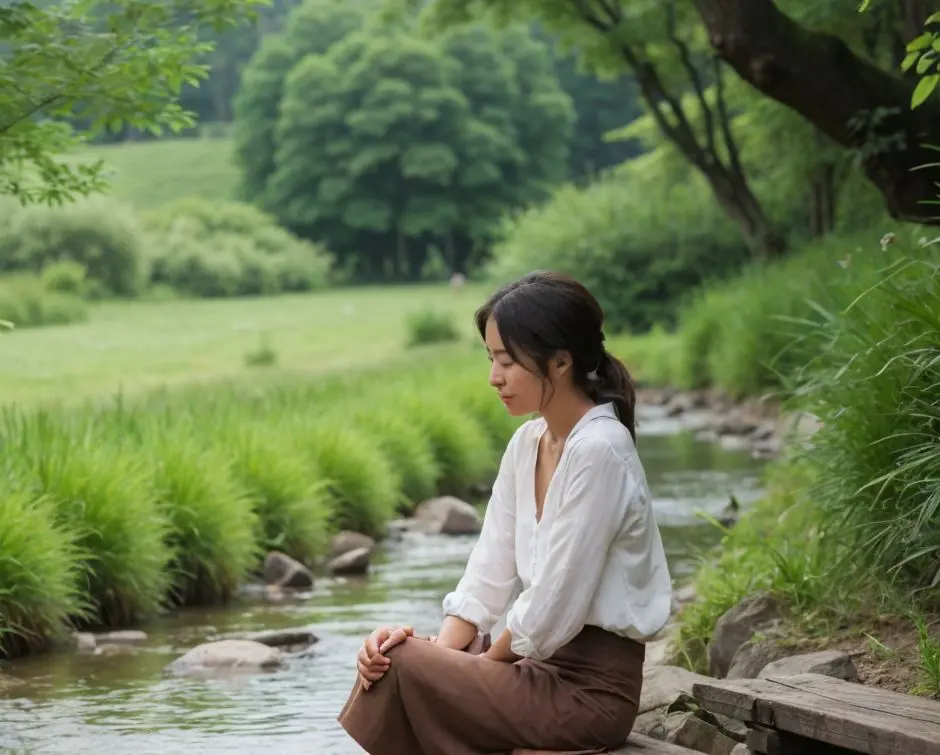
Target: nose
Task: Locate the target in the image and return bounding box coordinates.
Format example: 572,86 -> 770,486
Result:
488,362 -> 504,388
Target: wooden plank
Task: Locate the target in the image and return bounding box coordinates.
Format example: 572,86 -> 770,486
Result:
764,673 -> 940,726
754,690 -> 940,755
692,677 -> 784,722
693,674 -> 940,755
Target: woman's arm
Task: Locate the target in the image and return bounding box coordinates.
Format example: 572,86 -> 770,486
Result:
504,439 -> 633,661
435,615 -> 479,650
482,628 -> 520,663
439,429 -> 523,639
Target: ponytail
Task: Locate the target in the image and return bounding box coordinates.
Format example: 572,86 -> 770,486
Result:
585,350 -> 637,442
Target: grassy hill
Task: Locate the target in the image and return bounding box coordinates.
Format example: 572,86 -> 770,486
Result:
0,283 -> 489,406
74,137 -> 240,208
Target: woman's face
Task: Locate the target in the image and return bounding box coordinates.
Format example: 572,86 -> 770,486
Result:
484,316 -> 550,417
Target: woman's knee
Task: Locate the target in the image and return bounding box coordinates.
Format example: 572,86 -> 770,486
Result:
382,637 -> 431,682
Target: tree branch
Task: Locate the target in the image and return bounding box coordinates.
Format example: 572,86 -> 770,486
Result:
691,0 -> 940,224
712,56 -> 743,178
665,0 -> 716,160
0,41 -> 125,134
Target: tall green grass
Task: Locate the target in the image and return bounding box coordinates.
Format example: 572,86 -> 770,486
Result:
0,352 -> 520,658
626,229 -> 922,397
672,239 -> 940,681
793,250 -> 940,594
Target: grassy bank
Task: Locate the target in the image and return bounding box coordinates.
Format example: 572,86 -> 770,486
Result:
71,137 -> 238,207
618,228 -> 930,397
0,350 -> 518,659
0,283 -> 486,406
640,229 -> 940,696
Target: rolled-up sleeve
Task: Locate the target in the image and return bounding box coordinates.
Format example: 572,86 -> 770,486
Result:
441,432 -> 520,633
506,439 -> 632,660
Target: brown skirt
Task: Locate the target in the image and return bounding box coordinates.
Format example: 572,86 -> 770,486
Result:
337,625 -> 645,755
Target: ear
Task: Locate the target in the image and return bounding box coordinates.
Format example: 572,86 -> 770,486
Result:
552,350 -> 573,376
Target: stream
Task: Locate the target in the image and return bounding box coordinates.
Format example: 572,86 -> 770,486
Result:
0,406 -> 766,754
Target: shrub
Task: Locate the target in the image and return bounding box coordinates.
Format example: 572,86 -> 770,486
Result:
0,274 -> 88,329
663,229 -> 918,396
142,425 -> 260,605
5,414 -> 172,626
350,407 -> 441,511
0,197 -> 147,296
40,260 -> 88,297
222,421 -> 330,565
0,486 -> 87,658
299,419 -> 401,538
144,197 -> 332,297
794,247 -> 940,596
488,164 -> 751,332
406,308 -> 460,346
401,393 -> 494,496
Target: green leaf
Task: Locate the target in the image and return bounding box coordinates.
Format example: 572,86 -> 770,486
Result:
902,51 -> 921,72
912,74 -> 939,109
908,33 -> 934,51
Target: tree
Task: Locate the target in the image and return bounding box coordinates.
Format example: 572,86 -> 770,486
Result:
690,0 -> 940,225
261,24 -> 574,279
231,0 -> 376,202
0,0 -> 267,204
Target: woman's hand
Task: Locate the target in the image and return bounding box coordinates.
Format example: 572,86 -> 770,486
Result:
358,626 -> 427,690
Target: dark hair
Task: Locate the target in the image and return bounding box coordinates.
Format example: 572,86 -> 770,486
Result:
474,270 -> 637,441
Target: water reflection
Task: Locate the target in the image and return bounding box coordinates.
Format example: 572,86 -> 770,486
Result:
1,416 -> 765,754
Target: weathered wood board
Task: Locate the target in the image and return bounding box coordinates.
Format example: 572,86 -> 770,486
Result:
691,672 -> 940,755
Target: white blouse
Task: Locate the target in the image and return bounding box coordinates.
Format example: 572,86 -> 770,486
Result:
442,402 -> 673,661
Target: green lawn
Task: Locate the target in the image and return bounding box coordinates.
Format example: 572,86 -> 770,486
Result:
74,137 -> 239,208
0,284 -> 489,406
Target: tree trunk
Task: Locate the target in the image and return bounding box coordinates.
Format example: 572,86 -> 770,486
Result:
899,0 -> 931,44
691,0 -> 940,225
703,164 -> 787,257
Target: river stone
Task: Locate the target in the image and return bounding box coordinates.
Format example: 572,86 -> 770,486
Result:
228,628 -> 318,653
413,496 -> 481,535
707,593 -> 781,678
639,665 -> 712,714
96,630 -> 148,644
664,394 -> 694,417
0,673 -> 24,693
72,632 -> 97,652
714,413 -> 759,437
758,650 -> 859,682
663,712 -> 738,755
262,551 -> 314,589
643,638 -> 672,668
328,546 -> 371,576
165,639 -> 284,675
727,638 -> 790,679
330,531 -> 375,559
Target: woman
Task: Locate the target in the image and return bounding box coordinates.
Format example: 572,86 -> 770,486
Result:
338,271 -> 673,755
